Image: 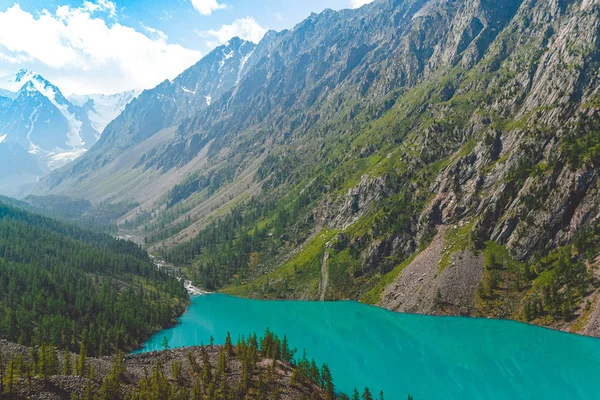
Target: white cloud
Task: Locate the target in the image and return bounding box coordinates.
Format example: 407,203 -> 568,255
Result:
82,0 -> 116,17
350,0 -> 374,8
199,17 -> 267,49
0,2 -> 201,95
140,23 -> 168,42
190,0 -> 226,16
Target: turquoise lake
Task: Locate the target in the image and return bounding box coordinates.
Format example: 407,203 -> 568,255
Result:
135,294 -> 600,399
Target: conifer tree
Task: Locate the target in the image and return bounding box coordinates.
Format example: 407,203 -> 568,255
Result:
225,332 -> 233,356
4,356 -> 16,393
76,342 -> 87,377
321,363 -> 334,400
63,347 -> 72,375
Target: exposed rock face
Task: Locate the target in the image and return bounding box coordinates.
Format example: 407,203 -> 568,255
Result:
413,0 -> 600,261
0,71 -> 103,197
325,175 -> 391,230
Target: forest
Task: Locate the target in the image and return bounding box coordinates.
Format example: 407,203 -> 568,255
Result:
0,202 -> 188,356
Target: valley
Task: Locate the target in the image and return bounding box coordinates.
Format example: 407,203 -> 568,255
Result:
1,0 -> 600,397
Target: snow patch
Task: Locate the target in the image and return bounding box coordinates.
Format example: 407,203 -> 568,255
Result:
181,87 -> 196,94
236,50 -> 254,85
45,148 -> 87,170
26,104 -> 42,154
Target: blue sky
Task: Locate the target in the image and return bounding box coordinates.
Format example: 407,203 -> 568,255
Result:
0,0 -> 373,95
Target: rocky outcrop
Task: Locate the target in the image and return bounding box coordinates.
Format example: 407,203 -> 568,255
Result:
324,175 -> 392,230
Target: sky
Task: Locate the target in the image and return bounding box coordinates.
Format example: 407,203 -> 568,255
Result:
0,0 -> 375,95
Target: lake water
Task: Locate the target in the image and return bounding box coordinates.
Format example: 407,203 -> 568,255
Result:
134,294 -> 600,399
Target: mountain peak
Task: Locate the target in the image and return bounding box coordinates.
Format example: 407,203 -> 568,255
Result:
13,70 -> 54,93
15,68 -> 32,82
226,36 -> 244,47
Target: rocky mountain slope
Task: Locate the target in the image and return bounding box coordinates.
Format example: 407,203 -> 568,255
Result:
37,0 -> 600,336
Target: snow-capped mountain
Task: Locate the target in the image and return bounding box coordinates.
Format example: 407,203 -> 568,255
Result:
0,69 -> 99,154
69,90 -> 140,133
0,69 -> 139,197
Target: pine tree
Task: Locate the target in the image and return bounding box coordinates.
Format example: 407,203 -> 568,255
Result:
0,351 -> 4,393
187,351 -> 200,375
172,360 -> 183,384
321,363 -> 334,400
63,347 -> 72,375
4,356 -> 16,393
76,342 -> 87,377
225,332 -> 233,356
363,387 -> 373,400
83,365 -> 96,400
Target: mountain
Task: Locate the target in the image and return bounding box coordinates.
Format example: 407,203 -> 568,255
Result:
1,70 -> 99,151
38,38 -> 256,204
38,0 -> 600,336
69,89 -> 141,133
0,88 -> 15,97
0,71 -> 141,197
93,37 -> 255,163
